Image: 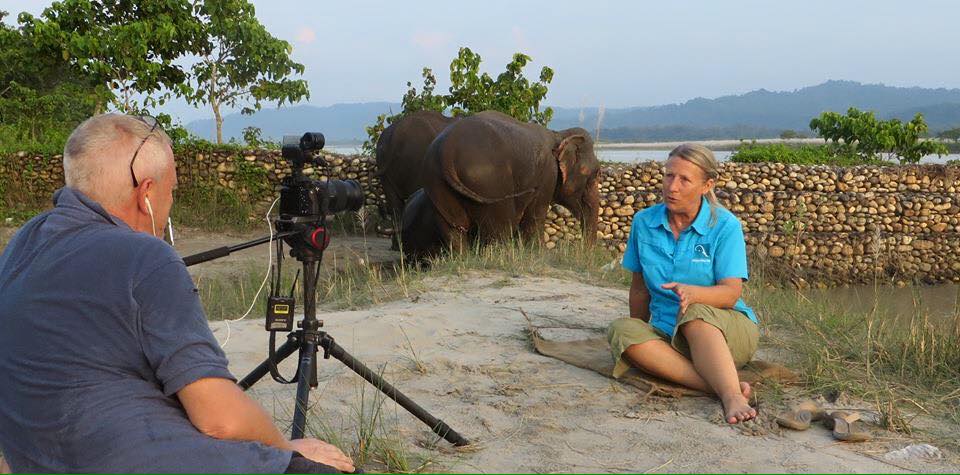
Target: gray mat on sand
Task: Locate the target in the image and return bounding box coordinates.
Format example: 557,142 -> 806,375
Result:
530,327 -> 799,398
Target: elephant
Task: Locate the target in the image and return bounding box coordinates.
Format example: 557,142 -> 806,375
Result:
399,189 -> 445,261
375,110 -> 459,227
403,110 -> 601,257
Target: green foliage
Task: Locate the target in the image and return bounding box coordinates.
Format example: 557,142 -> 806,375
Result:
809,107 -> 949,164
730,142 -> 887,166
234,156 -> 270,198
0,10 -> 99,151
937,127 -> 960,143
188,0 -> 309,144
447,48 -> 554,125
18,0 -> 207,113
242,126 -> 278,149
363,47 -> 554,155
171,181 -> 255,231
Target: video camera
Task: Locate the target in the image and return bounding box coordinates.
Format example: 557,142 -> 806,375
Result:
278,132 -> 364,221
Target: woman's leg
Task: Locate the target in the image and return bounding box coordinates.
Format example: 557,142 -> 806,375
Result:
622,339 -> 711,393
680,319 -> 755,423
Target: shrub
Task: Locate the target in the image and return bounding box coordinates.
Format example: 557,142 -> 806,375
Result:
730,143 -> 885,166
809,108 -> 948,164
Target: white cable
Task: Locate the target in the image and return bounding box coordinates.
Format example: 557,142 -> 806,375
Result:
218,197 -> 281,348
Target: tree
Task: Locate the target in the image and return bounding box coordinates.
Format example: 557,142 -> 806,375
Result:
809,107 -> 948,164
363,47 -> 554,154
0,10 -> 100,148
18,0 -> 206,113
446,48 -> 553,125
188,0 -> 309,144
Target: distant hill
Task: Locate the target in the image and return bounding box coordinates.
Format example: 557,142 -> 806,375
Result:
186,102 -> 401,144
187,81 -> 960,143
551,80 -> 960,141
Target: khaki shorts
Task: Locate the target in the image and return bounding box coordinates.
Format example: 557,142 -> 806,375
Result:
607,303 -> 759,378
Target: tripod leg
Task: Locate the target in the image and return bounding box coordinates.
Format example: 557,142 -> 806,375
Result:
291,336 -> 319,440
322,335 -> 470,446
238,335 -> 300,389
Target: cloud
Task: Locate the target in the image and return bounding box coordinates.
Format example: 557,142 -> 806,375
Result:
410,31 -> 452,51
296,27 -> 316,44
511,26 -> 533,53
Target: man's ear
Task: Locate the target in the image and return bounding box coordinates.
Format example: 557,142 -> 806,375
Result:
135,178 -> 154,215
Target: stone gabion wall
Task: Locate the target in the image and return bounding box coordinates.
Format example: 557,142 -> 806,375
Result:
0,149 -> 386,213
571,162 -> 960,285
173,149 -> 385,210
3,149 -> 959,284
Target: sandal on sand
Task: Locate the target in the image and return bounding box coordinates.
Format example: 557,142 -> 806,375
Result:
823,411 -> 872,442
775,400 -> 826,431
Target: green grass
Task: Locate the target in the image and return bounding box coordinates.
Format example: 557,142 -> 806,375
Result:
172,182 -> 260,232
746,278 -> 960,439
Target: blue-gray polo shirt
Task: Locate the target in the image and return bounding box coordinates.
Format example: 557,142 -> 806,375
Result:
0,188 -> 291,473
621,197 -> 758,337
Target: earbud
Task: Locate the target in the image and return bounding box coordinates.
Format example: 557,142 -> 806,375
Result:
145,196 -> 158,237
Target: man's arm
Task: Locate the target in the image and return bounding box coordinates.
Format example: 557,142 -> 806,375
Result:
629,272 -> 651,321
177,378 -> 355,472
178,377 -> 290,448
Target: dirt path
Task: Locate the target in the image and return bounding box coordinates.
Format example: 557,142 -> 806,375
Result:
218,271 -> 959,473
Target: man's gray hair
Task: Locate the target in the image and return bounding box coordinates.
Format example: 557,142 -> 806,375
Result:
63,114 -> 173,207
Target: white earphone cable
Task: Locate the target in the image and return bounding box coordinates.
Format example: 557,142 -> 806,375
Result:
217,197 -> 281,348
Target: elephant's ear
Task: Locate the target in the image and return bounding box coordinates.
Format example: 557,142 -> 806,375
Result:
553,135 -> 586,185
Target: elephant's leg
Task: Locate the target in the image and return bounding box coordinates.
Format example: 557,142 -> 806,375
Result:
470,199 -> 522,245
518,193 -> 553,245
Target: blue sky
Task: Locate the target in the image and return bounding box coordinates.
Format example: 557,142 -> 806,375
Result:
4,0 -> 959,122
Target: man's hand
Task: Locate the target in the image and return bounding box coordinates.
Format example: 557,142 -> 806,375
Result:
289,438 -> 355,473
661,282 -> 700,315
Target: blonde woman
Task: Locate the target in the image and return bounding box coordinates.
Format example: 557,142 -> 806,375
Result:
607,144 -> 760,424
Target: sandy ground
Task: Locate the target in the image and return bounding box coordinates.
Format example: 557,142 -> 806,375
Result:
2,225 -> 958,473
212,265 -> 960,473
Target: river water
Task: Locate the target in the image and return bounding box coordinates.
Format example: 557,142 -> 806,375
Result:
797,283 -> 960,322
325,145 -> 958,165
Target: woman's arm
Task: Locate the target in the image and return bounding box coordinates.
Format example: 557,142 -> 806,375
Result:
660,277 -> 742,314
629,272 -> 652,321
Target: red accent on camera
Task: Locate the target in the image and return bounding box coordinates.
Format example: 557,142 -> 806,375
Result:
309,227 -> 329,250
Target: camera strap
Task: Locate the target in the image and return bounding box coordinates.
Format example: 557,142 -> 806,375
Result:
268,330 -> 298,384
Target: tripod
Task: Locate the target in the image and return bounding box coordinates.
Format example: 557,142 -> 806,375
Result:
182,223 -> 469,445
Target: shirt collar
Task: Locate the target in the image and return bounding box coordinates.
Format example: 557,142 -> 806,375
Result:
648,196 -> 712,236
53,187 -> 126,228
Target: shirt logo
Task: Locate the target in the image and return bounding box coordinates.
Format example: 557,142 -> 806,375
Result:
692,244 -> 711,263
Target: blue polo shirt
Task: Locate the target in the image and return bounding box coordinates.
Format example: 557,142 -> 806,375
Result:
621,197 -> 758,337
0,188 -> 292,473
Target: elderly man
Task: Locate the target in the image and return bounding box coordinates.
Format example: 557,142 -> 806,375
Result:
0,114 -> 354,473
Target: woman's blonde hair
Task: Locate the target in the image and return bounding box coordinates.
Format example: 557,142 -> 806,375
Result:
668,143 -> 721,226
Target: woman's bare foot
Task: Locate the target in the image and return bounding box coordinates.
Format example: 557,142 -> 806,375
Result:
720,382 -> 756,424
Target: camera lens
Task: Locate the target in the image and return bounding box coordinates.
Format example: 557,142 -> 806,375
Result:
324,180 -> 364,214
300,132 -> 325,151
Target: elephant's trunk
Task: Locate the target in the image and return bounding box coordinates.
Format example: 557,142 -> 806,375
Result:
579,172 -> 601,245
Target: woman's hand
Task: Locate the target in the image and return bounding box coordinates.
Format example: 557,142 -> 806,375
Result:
661,282 -> 700,315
